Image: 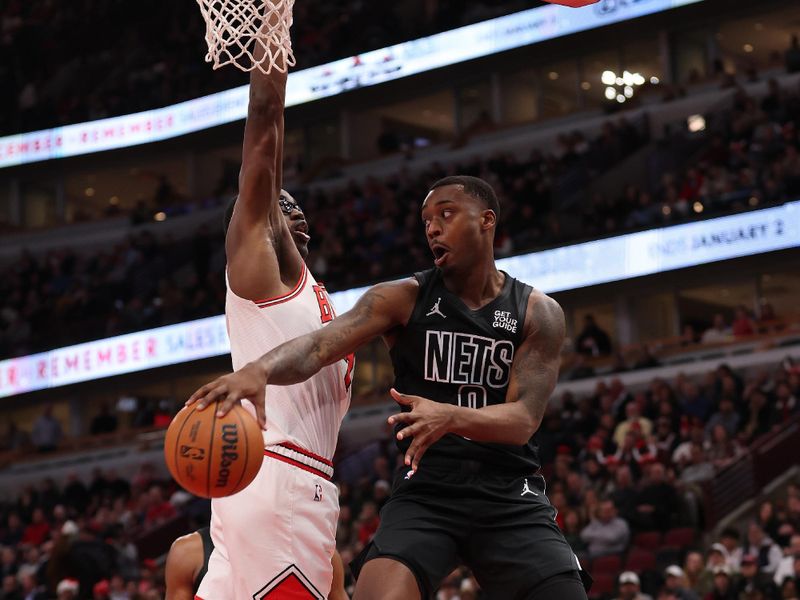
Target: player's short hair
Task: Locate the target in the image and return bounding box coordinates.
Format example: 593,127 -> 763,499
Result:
430,175 -> 500,217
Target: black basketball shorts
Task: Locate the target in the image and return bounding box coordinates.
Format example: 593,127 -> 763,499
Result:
350,462 -> 590,600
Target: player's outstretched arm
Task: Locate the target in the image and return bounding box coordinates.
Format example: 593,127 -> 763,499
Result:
186,279 -> 418,427
388,292 -> 565,470
226,33 -> 301,301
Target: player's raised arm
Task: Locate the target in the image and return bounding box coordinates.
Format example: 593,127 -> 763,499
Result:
388,291 -> 565,470
225,31 -> 301,301
186,278 -> 418,425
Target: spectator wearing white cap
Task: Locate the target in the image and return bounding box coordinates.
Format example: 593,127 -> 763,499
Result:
614,571 -> 653,600
707,543 -> 730,571
57,578 -> 79,600
663,565 -> 699,600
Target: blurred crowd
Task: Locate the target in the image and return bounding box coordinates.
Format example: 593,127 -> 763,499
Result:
0,115 -> 649,359
582,78 -> 800,239
0,355 -> 798,598
0,0 -> 529,136
0,463 -> 201,600
0,229 -> 226,359
562,302 -> 791,382
3,73 -> 800,359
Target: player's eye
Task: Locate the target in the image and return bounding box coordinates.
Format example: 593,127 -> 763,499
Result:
442,209 -> 453,218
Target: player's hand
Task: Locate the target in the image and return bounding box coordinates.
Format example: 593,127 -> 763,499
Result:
387,388 -> 454,471
185,362 -> 268,429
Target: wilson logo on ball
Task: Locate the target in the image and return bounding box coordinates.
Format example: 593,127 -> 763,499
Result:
180,445 -> 206,460
165,404 -> 263,498
216,424 -> 240,488
189,419 -> 201,442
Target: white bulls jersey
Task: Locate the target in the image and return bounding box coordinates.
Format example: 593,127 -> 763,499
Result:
198,265 -> 349,600
225,264 -> 353,460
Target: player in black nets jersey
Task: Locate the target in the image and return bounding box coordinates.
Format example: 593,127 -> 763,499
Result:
188,175 -> 590,600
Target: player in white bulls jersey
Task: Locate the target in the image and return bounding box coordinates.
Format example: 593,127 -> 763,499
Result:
184,28 -> 353,600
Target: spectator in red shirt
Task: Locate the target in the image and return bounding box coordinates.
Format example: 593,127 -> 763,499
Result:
21,508 -> 50,546
731,305 -> 756,337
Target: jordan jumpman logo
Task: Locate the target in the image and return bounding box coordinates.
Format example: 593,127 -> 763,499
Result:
521,478 -> 538,496
426,297 -> 446,319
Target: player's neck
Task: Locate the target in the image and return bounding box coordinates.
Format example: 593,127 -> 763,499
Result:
441,256 -> 504,310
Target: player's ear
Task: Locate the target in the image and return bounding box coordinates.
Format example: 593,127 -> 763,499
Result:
481,209 -> 497,230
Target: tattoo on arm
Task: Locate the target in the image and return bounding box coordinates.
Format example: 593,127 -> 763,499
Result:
507,294 -> 566,429
257,286 -> 393,385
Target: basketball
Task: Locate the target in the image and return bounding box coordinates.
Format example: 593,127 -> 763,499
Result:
164,403 -> 264,498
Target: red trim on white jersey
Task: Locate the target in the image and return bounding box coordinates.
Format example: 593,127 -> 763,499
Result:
263,442 -> 334,480
264,449 -> 333,481
279,442 -> 333,467
253,265 -> 308,308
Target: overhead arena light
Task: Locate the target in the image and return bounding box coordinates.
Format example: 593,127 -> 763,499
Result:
622,71 -> 635,86
687,114 -> 706,132
602,71 -> 617,86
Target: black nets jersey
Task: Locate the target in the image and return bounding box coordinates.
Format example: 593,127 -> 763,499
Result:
389,267 -> 541,473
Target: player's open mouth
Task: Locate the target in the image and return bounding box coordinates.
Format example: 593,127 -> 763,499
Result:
431,245 -> 450,266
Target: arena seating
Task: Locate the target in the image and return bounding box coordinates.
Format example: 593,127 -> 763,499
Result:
1,351 -> 797,598
3,72 -> 799,360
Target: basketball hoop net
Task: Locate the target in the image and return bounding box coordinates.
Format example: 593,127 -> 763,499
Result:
195,0 -> 296,74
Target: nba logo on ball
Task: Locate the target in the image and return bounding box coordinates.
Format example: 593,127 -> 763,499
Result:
180,445 -> 205,460
164,404 -> 264,498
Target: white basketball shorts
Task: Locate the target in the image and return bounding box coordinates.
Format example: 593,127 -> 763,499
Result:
196,443 -> 338,600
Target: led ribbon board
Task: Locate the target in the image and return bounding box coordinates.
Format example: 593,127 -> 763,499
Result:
0,199 -> 796,398
0,0 -> 703,169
